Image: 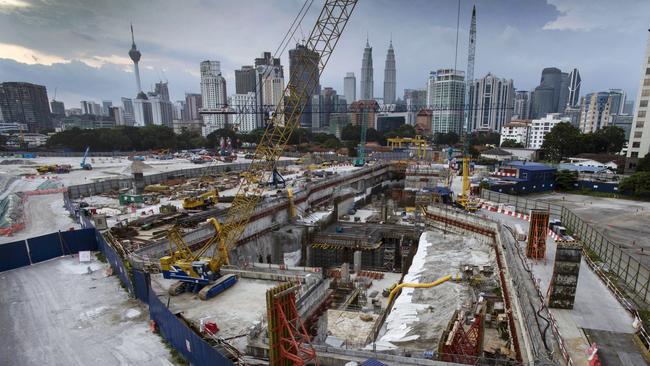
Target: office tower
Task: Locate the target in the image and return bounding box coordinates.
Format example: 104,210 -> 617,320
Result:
513,90 -> 531,120
531,67 -> 562,118
255,51 -> 284,107
467,73 -> 514,132
558,72 -> 569,113
288,44 -> 320,129
173,100 -> 185,120
0,82 -> 52,131
404,89 -> 427,109
567,68 -> 581,108
608,89 -> 626,115
102,100 -> 113,116
383,40 -> 396,105
150,95 -> 173,127
128,24 -> 143,94
154,82 -> 170,101
50,100 -> 65,116
429,69 -> 465,134
360,39 -> 374,100
200,60 -> 227,136
579,92 -> 612,133
235,66 -> 258,94
121,97 -> 135,126
426,71 -> 437,107
184,93 -> 202,121
133,92 -> 153,126
528,113 -> 571,149
344,72 -> 356,104
80,101 -> 101,116
623,100 -> 635,115
626,30 -> 650,161
230,93 -> 258,132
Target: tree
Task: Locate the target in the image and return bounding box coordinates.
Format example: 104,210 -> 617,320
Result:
341,124 -> 360,141
434,132 -> 459,146
636,156 -> 650,172
619,172 -> 650,197
594,126 -> 626,153
555,170 -> 578,191
541,122 -> 582,162
500,139 -> 524,148
470,131 -> 500,145
345,140 -> 357,157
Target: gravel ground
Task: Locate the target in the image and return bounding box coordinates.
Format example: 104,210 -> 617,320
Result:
0,255 -> 172,366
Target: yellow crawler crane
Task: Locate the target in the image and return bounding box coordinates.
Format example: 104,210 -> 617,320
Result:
159,0 -> 358,300
182,189 -> 218,210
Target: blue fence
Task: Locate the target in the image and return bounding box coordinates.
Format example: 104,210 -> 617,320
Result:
0,228 -> 98,272
149,288 -> 235,366
1,226 -> 236,365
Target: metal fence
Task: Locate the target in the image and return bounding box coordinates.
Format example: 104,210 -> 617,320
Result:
481,190 -> 650,308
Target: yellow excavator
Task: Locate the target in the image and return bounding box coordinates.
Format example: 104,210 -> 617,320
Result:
182,190 -> 218,210
455,156 -> 480,212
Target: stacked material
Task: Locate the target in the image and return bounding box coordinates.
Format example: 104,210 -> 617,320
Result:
0,193 -> 25,235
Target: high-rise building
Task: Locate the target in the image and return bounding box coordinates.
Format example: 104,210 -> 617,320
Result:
383,40 -> 396,105
235,66 -> 258,94
467,73 -> 514,132
121,97 -> 135,126
230,92 -> 258,132
626,30 -> 650,162
184,93 -> 202,121
360,39 -> 374,100
154,82 -> 170,101
579,92 -> 612,133
128,24 -> 143,94
0,82 -> 52,131
558,72 -> 569,113
133,92 -> 153,126
404,89 -> 427,109
344,72 -> 356,104
567,68 -> 581,108
110,106 -> 125,126
200,60 -> 227,136
173,100 -> 185,120
513,90 -> 531,120
80,101 -> 101,116
426,71 -> 437,108
102,100 -> 113,116
608,89 -> 626,115
288,44 -> 320,129
50,100 -> 65,116
256,52 -> 285,126
528,113 -> 570,149
429,69 -> 465,134
531,67 -> 563,118
150,95 -> 173,127
623,100 -> 635,115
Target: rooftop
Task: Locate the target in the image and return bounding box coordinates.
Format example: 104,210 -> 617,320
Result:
502,160 -> 556,172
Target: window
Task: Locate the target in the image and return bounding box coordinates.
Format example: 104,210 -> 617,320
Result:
635,131 -> 643,138
643,90 -> 650,97
647,68 -> 650,75
642,100 -> 649,108
632,152 -> 639,157
633,142 -> 641,148
645,79 -> 650,87
639,111 -> 647,118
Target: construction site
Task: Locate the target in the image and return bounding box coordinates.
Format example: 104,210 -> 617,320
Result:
2,1 -> 650,366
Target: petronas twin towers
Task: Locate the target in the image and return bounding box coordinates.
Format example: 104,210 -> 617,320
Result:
360,38 -> 396,104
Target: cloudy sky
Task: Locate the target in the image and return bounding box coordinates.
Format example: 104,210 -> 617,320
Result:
1,0 -> 649,108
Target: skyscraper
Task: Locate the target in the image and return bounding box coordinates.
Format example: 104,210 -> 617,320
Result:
102,100 -> 113,116
558,72 -> 569,113
200,60 -> 227,136
184,93 -> 202,121
344,72 -> 356,104
288,44 -> 320,129
429,69 -> 465,134
256,52 -> 285,107
230,92 -> 258,132
579,92 -> 612,133
50,100 -> 65,116
567,68 -> 581,108
383,40 -> 396,105
0,82 -> 52,131
154,82 -> 170,101
128,24 -> 143,94
531,67 -> 562,118
467,73 -> 514,132
513,90 -> 531,120
121,97 -> 135,126
626,30 -> 650,162
133,92 -> 153,126
360,39 -> 373,100
608,89 -> 626,115
235,66 -> 258,94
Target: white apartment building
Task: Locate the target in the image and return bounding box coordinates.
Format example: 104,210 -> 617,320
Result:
200,60 -> 227,136
627,31 -> 650,162
499,120 -> 530,146
468,73 -> 514,132
528,113 -> 570,149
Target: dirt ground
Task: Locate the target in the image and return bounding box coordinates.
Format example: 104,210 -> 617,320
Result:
534,193 -> 650,267
0,255 -> 172,366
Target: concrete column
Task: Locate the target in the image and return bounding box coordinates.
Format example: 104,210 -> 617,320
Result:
353,250 -> 362,273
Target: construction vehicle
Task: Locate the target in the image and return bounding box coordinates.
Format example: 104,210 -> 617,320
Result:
158,0 -> 357,306
160,220 -> 237,300
80,146 -> 92,170
182,190 -> 218,210
36,164 -> 71,174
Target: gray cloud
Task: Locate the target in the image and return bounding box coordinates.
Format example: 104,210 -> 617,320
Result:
0,0 -> 648,108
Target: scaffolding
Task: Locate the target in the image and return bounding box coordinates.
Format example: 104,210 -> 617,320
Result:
527,209 -> 549,259
439,301 -> 485,364
267,282 -> 318,366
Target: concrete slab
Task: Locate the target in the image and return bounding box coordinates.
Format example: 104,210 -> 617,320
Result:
583,329 -> 648,366
0,255 -> 171,365
327,309 -> 378,346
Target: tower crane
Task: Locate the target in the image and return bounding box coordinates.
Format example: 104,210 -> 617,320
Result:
160,0 -> 358,300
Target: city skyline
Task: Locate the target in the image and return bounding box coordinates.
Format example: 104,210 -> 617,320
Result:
0,0 -> 649,107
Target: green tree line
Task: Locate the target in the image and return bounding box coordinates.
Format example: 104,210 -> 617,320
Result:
541,123 -> 626,161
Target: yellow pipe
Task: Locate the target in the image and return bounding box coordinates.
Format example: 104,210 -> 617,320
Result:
388,275 -> 452,305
